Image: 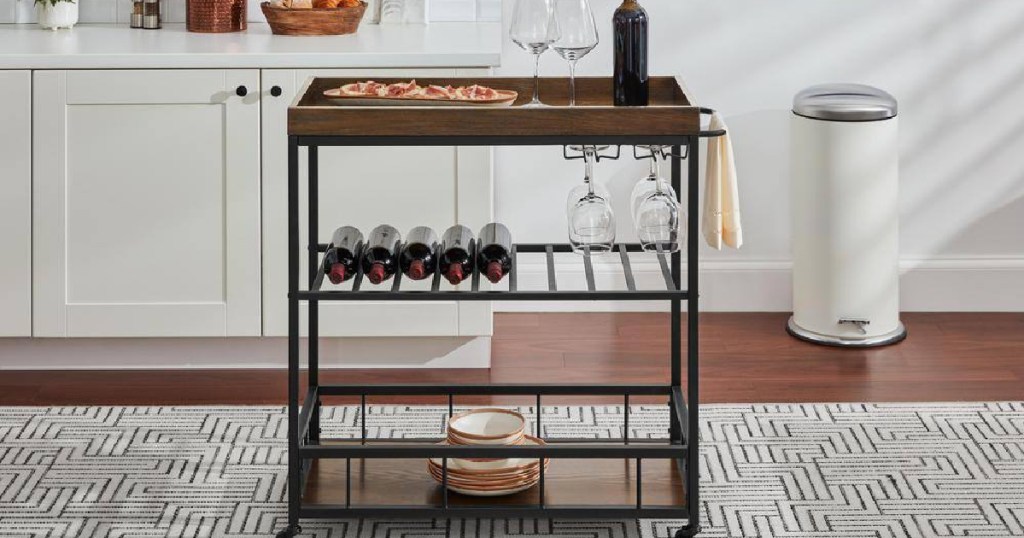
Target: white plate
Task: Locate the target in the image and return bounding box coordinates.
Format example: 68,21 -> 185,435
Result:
448,408 -> 525,441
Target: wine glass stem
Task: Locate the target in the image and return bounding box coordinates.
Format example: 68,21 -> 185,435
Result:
652,150 -> 663,193
531,52 -> 542,104
584,149 -> 595,194
568,60 -> 578,107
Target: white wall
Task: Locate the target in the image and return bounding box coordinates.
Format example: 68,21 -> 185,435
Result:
493,0 -> 1024,312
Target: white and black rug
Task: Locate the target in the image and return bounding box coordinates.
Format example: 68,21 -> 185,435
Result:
1,403 -> 1022,538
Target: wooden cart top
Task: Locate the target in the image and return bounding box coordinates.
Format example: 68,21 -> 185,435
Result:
288,76 -> 702,139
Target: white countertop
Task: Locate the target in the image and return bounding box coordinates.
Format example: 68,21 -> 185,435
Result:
0,22 -> 502,69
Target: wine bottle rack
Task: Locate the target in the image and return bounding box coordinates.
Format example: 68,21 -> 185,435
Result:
303,242 -> 688,301
277,76 -> 724,538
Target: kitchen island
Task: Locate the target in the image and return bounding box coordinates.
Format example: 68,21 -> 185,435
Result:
0,22 -> 501,69
0,22 -> 501,369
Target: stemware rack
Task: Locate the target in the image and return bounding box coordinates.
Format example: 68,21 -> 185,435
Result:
279,76 -> 725,538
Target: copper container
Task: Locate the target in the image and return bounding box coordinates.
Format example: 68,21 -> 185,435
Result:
187,0 -> 247,33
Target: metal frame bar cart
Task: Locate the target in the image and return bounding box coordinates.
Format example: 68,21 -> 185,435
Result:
278,76 -> 724,538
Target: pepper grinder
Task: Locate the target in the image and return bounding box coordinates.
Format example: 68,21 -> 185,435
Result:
143,0 -> 160,28
130,0 -> 144,27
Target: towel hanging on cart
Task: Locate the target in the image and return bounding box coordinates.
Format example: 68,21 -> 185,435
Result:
702,112 -> 743,249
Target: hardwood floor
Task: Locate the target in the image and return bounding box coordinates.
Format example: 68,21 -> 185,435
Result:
2,312 -> 1022,405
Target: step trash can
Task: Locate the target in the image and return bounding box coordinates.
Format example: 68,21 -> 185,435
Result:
788,83 -> 907,347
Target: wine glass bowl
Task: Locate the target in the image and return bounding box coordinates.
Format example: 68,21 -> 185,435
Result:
630,147 -> 682,253
566,146 -> 615,253
551,0 -> 598,106
633,191 -> 682,253
510,0 -> 559,107
567,187 -> 616,253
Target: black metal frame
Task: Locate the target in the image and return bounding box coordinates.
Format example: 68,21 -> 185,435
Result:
279,121 -> 716,537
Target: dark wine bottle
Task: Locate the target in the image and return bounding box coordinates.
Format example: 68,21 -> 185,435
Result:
361,224 -> 401,285
476,223 -> 513,284
613,0 -> 649,106
324,226 -> 364,285
440,224 -> 475,285
400,226 -> 438,281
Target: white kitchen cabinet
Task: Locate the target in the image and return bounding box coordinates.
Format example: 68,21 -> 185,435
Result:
261,68 -> 493,337
32,69 -> 262,337
0,71 -> 32,337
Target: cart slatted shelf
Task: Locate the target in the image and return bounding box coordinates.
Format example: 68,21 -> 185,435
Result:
279,76 -> 723,538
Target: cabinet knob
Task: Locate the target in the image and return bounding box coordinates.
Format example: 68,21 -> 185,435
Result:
236,85 -> 248,97
270,85 -> 283,97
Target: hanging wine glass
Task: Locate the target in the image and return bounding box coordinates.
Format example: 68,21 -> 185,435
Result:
510,0 -> 560,107
630,146 -> 682,253
567,146 -> 615,253
551,0 -> 598,106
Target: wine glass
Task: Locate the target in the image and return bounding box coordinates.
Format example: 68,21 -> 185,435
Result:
551,0 -> 598,106
567,146 -> 615,253
510,0 -> 559,107
630,146 -> 682,253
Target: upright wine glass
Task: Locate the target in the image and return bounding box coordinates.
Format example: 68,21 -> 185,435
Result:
567,146 -> 616,253
630,146 -> 682,253
510,0 -> 559,107
551,0 -> 598,106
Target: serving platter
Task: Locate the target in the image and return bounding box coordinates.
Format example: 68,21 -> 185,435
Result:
322,88 -> 518,107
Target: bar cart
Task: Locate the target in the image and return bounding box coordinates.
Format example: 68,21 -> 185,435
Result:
279,76 -> 724,538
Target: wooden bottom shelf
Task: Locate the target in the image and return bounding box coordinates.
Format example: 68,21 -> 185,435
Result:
304,454 -> 685,508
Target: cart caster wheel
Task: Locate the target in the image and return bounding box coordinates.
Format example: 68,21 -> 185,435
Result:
275,524 -> 302,537
673,524 -> 700,538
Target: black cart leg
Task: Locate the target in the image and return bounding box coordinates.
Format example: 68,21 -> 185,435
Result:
669,145 -> 683,443
685,135 -> 701,534
280,136 -> 303,538
307,145 -> 321,445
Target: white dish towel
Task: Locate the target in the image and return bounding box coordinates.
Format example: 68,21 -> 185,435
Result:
702,112 -> 743,249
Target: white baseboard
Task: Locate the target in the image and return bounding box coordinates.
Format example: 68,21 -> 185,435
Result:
0,336 -> 491,370
494,254 -> 1024,312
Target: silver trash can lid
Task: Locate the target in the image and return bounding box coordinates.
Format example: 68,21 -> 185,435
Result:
793,83 -> 897,121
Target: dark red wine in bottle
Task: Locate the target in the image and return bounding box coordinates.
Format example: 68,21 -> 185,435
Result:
476,223 -> 513,284
361,224 -> 401,285
440,225 -> 475,285
324,226 -> 364,285
400,226 -> 438,280
613,0 -> 649,106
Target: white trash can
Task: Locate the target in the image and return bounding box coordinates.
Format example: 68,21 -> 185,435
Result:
788,84 -> 906,347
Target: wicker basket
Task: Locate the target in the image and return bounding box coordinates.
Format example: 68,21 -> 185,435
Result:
187,0 -> 247,33
261,1 -> 366,35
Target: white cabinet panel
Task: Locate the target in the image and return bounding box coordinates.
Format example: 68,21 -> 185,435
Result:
33,69 -> 262,337
0,71 -> 31,336
261,68 -> 493,337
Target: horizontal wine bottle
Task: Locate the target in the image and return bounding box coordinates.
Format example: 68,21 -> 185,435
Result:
400,226 -> 438,281
324,226 -> 364,285
361,224 -> 401,285
440,224 -> 475,285
476,223 -> 512,284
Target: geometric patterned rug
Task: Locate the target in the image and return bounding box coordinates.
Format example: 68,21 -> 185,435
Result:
1,403 -> 1022,538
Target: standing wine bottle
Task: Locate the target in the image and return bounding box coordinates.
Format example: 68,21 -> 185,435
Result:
324,226 -> 364,285
361,224 -> 401,285
400,226 -> 439,280
612,0 -> 649,106
476,223 -> 513,284
439,224 -> 475,285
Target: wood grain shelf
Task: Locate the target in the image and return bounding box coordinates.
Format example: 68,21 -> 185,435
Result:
288,76 -> 701,138
304,452 -> 684,508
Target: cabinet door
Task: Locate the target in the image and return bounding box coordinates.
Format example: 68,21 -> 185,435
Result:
0,71 -> 31,336
261,68 -> 493,337
33,70 -> 262,337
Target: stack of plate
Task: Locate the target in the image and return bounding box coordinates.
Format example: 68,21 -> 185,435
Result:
428,408 -> 548,496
